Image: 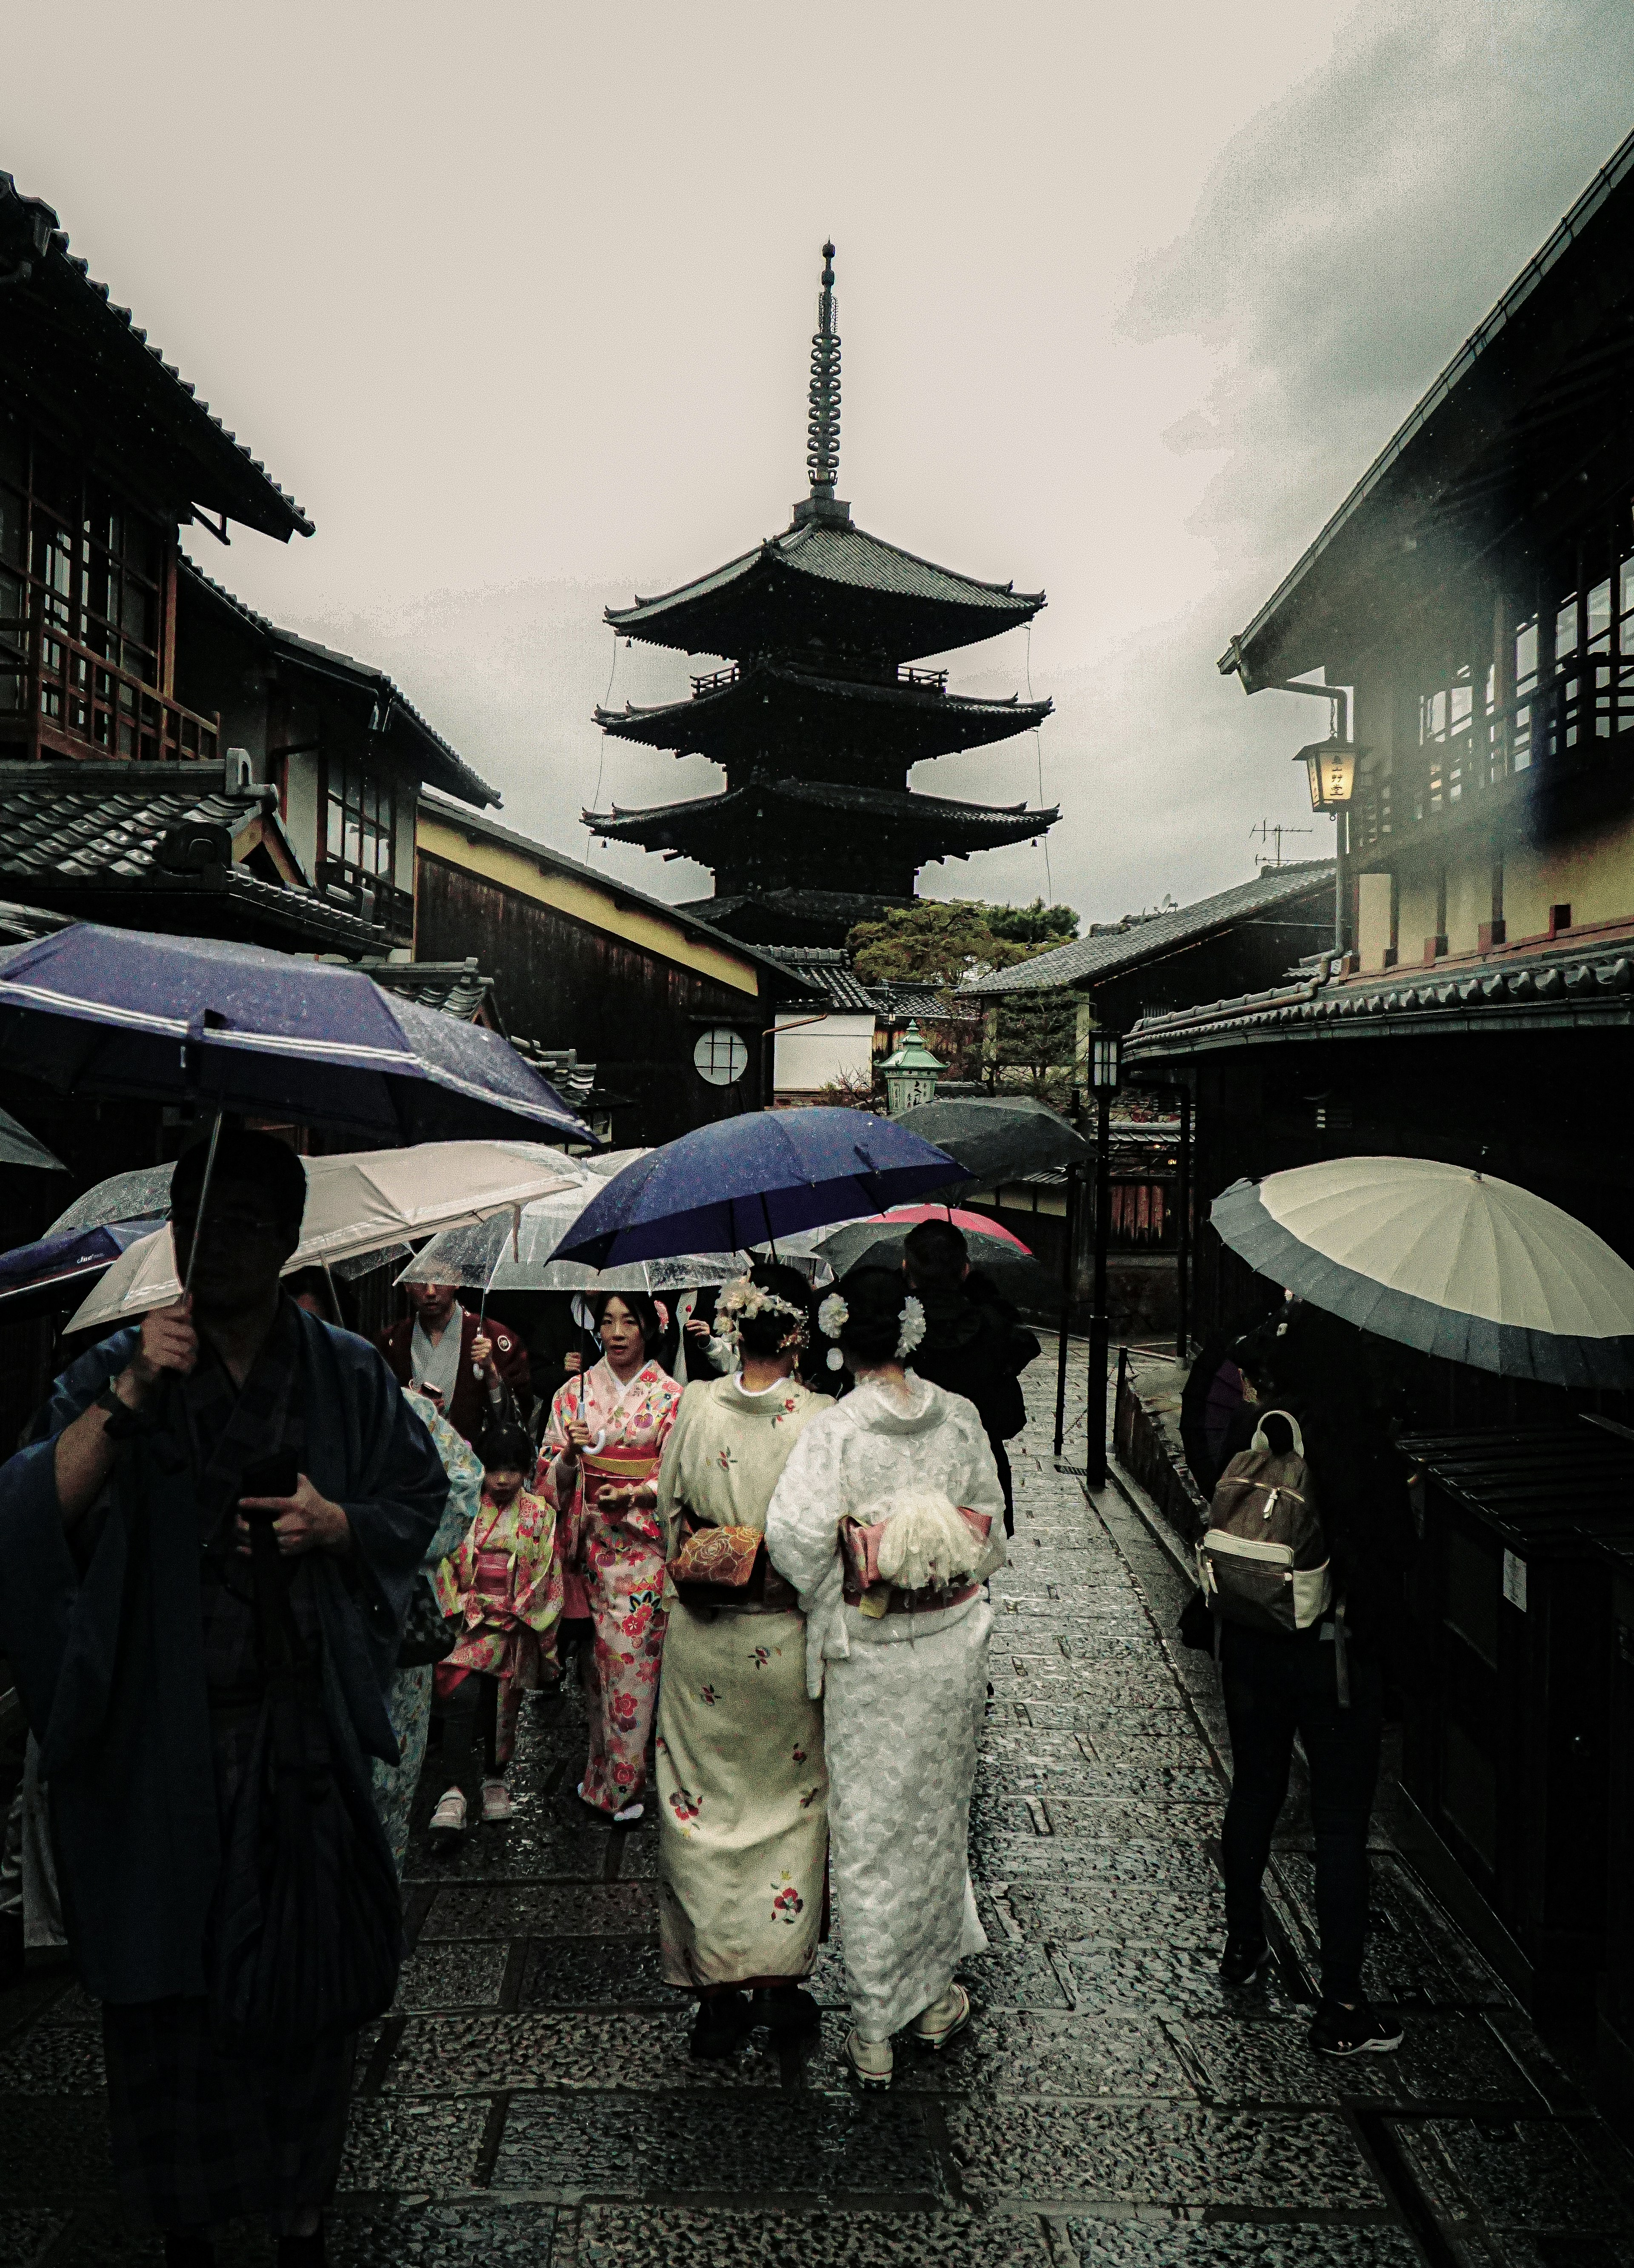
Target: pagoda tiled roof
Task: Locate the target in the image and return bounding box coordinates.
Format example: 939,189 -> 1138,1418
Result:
595,658 -> 1050,763
606,518 -> 1046,664
585,777 -> 1057,855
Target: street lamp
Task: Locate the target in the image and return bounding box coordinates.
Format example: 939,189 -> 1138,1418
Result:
1297,739 -> 1359,812
880,1020 -> 946,1115
1086,1029 -> 1120,1488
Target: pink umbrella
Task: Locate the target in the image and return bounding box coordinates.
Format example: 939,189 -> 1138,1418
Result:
872,1204 -> 1033,1253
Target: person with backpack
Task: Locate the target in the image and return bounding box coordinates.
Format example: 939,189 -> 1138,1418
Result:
900,1219 -> 1040,1537
1199,1306 -> 1412,2057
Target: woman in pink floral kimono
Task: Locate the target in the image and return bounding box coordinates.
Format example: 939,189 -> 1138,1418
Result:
540,1293 -> 681,1822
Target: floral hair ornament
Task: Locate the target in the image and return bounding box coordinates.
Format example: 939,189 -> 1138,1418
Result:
714,1275 -> 808,1353
896,1294 -> 927,1361
817,1290 -> 849,1371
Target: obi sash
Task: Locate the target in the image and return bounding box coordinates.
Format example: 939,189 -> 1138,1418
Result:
579,1447 -> 662,1551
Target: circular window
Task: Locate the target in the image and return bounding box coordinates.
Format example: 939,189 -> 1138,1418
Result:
693,1027 -> 749,1086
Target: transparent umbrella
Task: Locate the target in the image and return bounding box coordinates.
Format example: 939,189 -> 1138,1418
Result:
399,1155 -> 751,1297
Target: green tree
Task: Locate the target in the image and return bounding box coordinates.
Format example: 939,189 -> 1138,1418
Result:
986,898 -> 1081,948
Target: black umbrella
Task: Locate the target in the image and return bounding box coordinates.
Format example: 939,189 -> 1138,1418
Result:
892,1096 -> 1087,1193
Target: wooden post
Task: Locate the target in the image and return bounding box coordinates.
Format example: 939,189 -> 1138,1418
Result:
1175,1085 -> 1191,1362
1086,1089 -> 1111,1489
1052,1161 -> 1078,1458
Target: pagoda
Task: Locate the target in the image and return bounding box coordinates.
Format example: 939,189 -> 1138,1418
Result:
584,245 -> 1057,947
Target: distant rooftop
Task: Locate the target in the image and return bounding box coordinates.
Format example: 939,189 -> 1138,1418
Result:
963,863 -> 1337,996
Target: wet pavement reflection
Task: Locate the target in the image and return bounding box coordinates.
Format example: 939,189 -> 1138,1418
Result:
6,1358 -> 1634,2263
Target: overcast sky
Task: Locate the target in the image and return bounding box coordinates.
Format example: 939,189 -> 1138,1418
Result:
9,2 -> 1634,924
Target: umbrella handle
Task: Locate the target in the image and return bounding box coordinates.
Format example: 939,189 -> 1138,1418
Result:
180,1110 -> 223,1300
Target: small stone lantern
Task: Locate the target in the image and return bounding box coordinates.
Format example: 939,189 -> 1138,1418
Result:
880,1020 -> 946,1115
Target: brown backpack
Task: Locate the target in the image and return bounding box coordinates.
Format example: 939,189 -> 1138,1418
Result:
1198,1410 -> 1332,1636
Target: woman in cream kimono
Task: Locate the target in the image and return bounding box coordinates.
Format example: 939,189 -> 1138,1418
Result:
765,1265 -> 1007,2091
653,1266 -> 829,2059
540,1291 -> 681,1822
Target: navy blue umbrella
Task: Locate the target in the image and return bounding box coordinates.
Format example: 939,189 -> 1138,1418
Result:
0,923 -> 594,1144
0,1217 -> 166,1322
551,1106 -> 969,1267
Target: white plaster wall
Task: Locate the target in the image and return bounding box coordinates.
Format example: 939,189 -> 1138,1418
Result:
774,1010 -> 875,1094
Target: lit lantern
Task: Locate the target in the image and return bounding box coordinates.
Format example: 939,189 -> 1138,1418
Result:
1298,739 -> 1359,811
880,1020 -> 946,1115
1090,1031 -> 1121,1093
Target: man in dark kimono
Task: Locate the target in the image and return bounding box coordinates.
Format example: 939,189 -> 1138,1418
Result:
0,1130 -> 448,2268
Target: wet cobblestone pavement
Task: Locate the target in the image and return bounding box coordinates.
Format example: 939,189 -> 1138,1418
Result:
7,1360 -> 1634,2263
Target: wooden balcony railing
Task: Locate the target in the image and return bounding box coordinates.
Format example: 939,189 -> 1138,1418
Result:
315,858 -> 415,944
0,619 -> 220,765
1349,652 -> 1634,850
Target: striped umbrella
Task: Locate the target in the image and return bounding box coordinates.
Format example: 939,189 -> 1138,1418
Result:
1211,1156 -> 1634,1388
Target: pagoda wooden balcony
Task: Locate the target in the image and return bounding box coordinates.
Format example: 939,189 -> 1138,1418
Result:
687,658 -> 950,698
0,620 -> 219,766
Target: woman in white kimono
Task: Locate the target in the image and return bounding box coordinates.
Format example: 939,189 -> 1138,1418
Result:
654,1266 -> 829,2059
765,1265 -> 1007,2090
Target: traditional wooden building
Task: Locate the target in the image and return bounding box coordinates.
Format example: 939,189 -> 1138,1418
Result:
584,246 -> 1057,947
413,793 -> 813,1144
1124,126 -> 1634,1371
0,172 -> 498,961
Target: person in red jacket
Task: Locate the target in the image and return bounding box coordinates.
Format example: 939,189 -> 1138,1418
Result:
377,1282 -> 531,1444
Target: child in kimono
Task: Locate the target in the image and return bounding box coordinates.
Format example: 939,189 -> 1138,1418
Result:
429,1422 -> 563,1837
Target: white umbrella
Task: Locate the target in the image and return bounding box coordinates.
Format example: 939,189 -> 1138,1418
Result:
66,1140 -> 579,1333
1212,1156 -> 1634,1387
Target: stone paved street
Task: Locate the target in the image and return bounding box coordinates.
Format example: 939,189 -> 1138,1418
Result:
7,1359 -> 1634,2263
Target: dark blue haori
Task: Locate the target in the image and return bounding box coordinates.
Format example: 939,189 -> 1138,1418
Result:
0,1305 -> 448,2008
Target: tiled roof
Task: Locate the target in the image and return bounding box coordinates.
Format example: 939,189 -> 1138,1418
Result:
0,761 -> 386,952
758,946 -> 881,1013
595,661 -> 1051,759
872,980 -> 982,1025
0,174 -> 311,541
508,1041 -> 600,1109
368,957 -> 500,1024
180,563 -> 500,809
1125,932 -> 1634,1061
611,522 -> 1043,631
0,762 -> 275,886
588,777 -> 1056,848
964,862 -> 1337,996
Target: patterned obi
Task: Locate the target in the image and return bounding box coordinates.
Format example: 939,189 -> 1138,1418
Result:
580,1447 -> 663,1550
840,1505 -> 990,1619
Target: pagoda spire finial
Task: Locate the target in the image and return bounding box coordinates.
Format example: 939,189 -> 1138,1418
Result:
798,240 -> 848,524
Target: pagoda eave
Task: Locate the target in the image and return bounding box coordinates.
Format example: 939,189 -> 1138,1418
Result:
583,780 -> 1058,862
605,519 -> 1046,666
592,668 -> 1052,763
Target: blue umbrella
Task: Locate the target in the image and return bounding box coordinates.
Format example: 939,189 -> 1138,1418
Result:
0,923 -> 593,1144
551,1106 -> 968,1267
0,1217 -> 165,1322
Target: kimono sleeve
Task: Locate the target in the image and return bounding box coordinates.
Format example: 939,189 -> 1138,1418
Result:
764,1408 -> 850,1597
947,1400 -> 1008,1580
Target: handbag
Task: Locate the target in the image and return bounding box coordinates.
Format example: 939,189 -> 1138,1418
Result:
205,1513 -> 406,2053
396,1573 -> 458,1667
668,1517 -> 768,1607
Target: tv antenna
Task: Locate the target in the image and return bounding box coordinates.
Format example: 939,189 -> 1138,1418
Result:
1249,818 -> 1314,868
